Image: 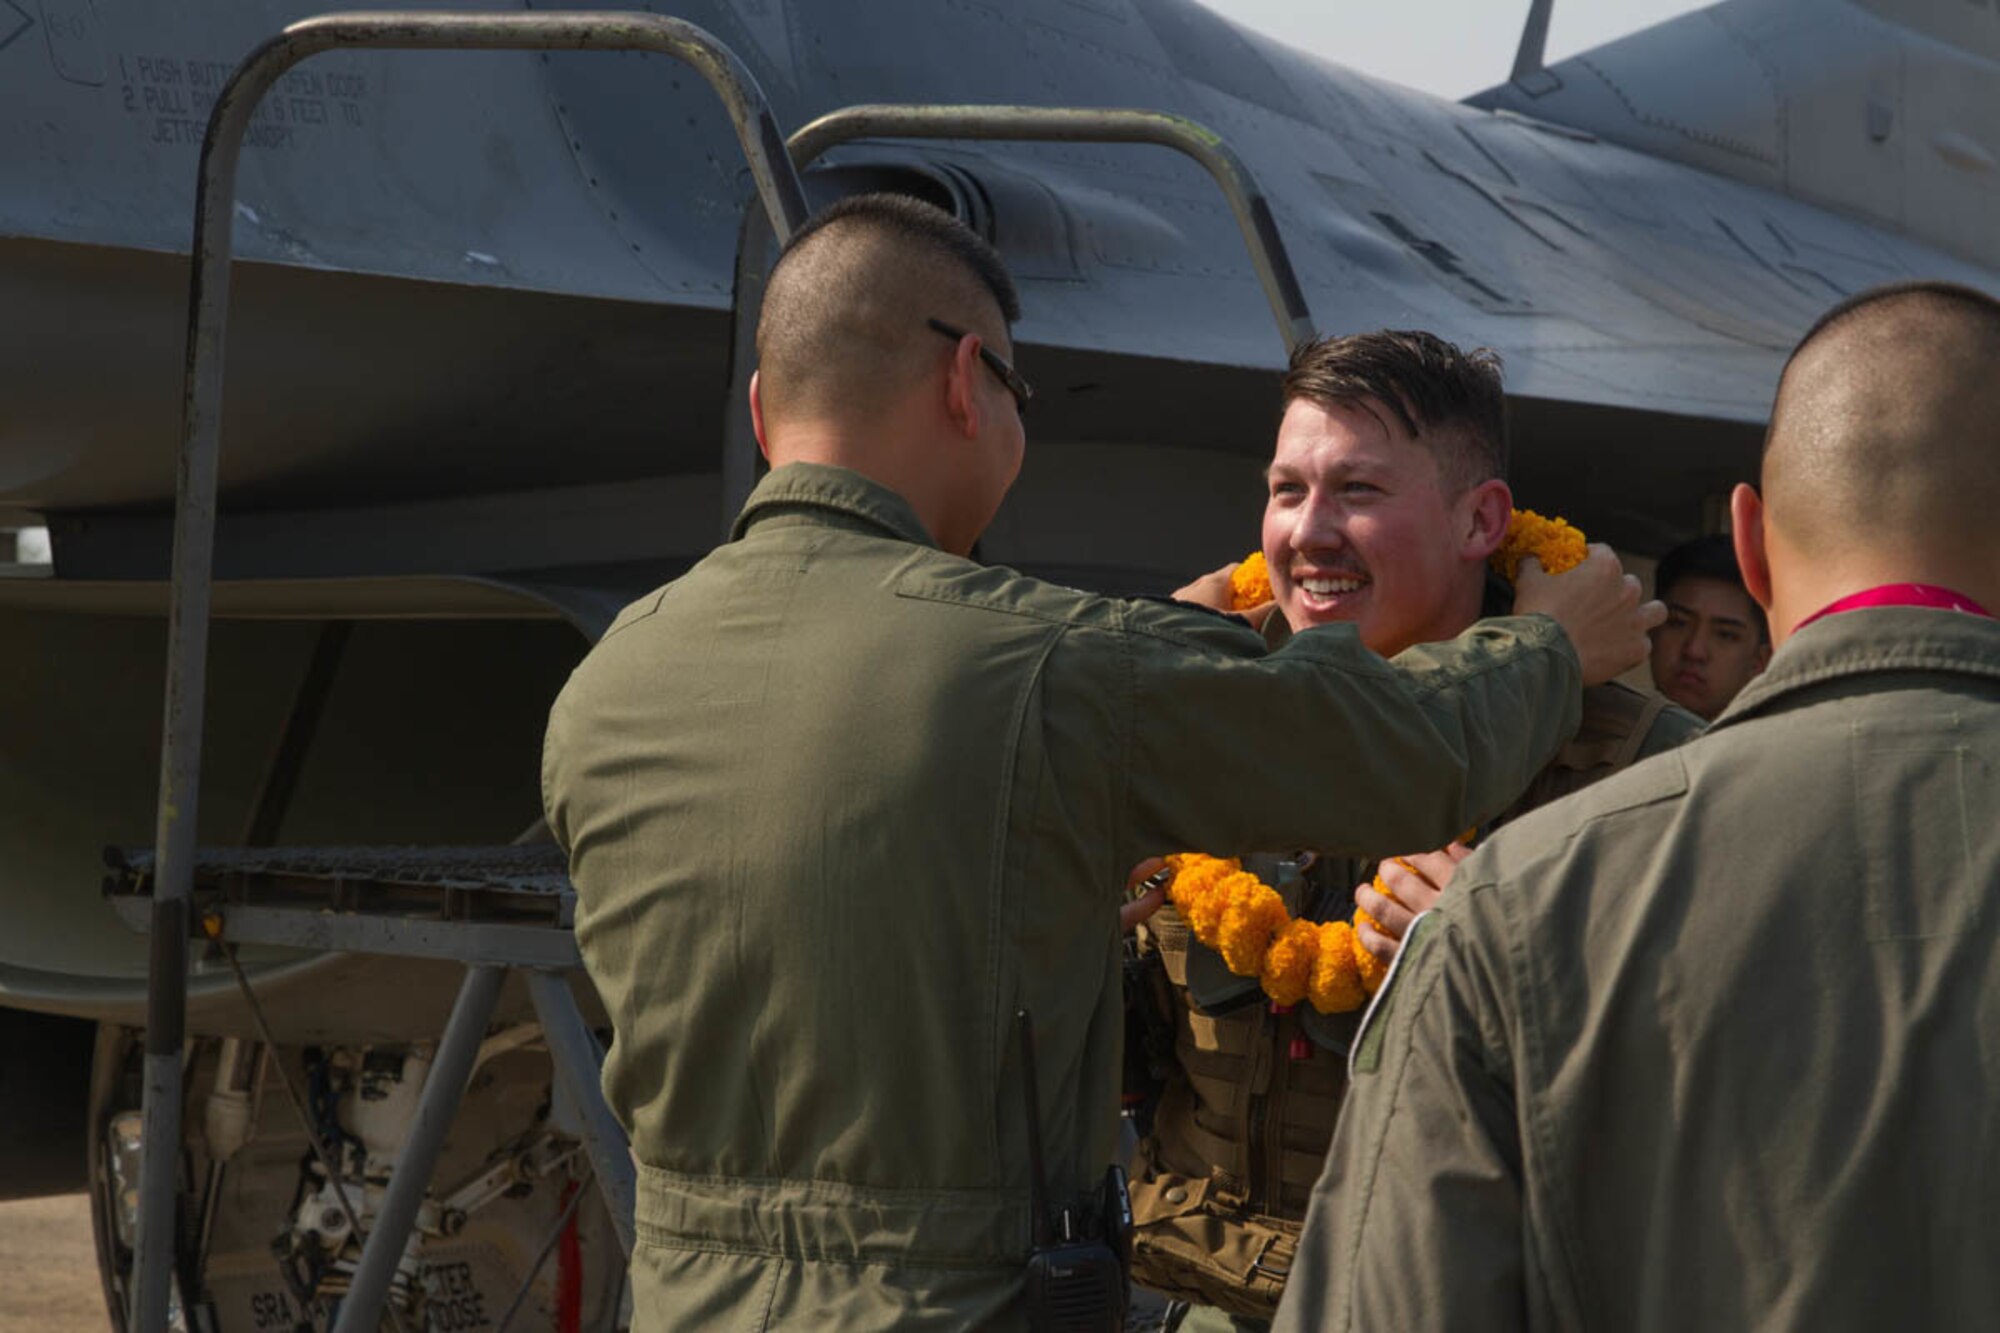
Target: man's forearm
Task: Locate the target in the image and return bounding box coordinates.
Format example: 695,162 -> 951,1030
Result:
1126,612 -> 1581,861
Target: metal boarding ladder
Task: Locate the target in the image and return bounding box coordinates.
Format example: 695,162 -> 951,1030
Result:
131,13 -> 810,1332
109,844 -> 617,1327
719,102 -> 1320,528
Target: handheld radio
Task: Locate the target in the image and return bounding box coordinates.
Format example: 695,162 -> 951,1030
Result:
1017,1008 -> 1130,1333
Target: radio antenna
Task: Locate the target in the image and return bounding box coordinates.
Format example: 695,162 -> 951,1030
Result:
1016,1008 -> 1054,1247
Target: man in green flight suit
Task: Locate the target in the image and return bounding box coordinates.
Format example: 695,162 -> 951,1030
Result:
541,194 -> 1662,1331
1273,282 -> 2000,1332
1125,331 -> 1703,1330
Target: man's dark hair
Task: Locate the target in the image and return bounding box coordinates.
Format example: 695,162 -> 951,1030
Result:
1280,330 -> 1507,490
1655,534 -> 1767,641
779,193 -> 1021,323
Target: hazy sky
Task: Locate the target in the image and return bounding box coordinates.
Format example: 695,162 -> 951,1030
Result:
1199,0 -> 1712,100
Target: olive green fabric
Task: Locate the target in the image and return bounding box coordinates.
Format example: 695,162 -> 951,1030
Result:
1170,1302 -> 1270,1332
1129,683 -> 1700,1320
1275,607 -> 2000,1333
542,462 -> 1588,1331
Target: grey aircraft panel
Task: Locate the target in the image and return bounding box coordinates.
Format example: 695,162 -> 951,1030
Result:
2,0 -> 1997,533
2,0 -> 743,303
0,0 -> 1994,1020
1472,0 -> 2000,275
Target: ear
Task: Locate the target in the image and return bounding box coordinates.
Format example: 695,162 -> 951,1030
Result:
941,331 -> 984,440
1731,482 -> 1773,612
749,370 -> 771,462
1458,479 -> 1513,561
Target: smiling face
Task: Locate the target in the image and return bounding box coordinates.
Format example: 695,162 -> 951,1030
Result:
1262,396 -> 1506,657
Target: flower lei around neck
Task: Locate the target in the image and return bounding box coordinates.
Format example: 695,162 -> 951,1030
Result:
1166,509 -> 1586,1014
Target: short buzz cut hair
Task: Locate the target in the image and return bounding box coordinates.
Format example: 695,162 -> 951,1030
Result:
1781,279 -> 2000,380
1280,330 -> 1507,491
1655,534 -> 1767,641
1763,279 -> 2000,561
755,193 -> 1021,424
776,193 -> 1021,324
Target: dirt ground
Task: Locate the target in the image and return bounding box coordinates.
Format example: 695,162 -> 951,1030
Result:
0,1193 -> 110,1332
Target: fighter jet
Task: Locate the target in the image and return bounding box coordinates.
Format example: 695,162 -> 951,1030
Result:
0,0 -> 1992,1328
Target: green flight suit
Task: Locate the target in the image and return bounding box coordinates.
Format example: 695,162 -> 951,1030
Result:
1275,606 -> 2000,1333
542,462 -> 1588,1331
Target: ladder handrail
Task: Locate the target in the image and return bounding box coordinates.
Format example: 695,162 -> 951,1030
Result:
135,14 -> 808,1330
719,103 -> 1318,529
790,104 -> 1316,352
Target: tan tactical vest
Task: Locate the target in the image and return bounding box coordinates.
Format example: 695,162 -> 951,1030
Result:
1128,682 -> 1683,1318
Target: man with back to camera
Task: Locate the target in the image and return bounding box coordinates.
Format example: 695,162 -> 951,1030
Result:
1273,283 -> 2000,1332
1648,532 -> 1769,720
1123,331 -> 1702,1331
540,193 -> 1662,1330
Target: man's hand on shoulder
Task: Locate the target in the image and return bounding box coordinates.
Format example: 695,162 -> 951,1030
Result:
1173,562 -> 1276,632
1355,842 -> 1471,964
1512,544 -> 1666,686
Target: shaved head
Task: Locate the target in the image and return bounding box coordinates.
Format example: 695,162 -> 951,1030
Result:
746,194 -> 1028,557
756,194 -> 1020,428
1765,282 -> 2000,562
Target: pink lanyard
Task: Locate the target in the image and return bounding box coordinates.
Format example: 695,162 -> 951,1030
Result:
1794,584 -> 1995,632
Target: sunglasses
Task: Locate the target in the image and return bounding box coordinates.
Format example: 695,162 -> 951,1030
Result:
927,318 -> 1034,417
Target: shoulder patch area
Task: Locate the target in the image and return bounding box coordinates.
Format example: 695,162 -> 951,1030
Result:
891,554 -> 1110,627
1555,682 -> 1698,769
1117,593 -> 1273,649
1499,746 -> 1692,862
1572,743 -> 1691,817
593,583 -> 673,645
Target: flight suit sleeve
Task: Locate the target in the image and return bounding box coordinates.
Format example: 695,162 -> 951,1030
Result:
541,686 -> 573,854
1121,610 -> 1582,860
1271,903 -> 1530,1333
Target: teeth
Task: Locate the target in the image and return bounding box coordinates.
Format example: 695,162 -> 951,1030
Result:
1301,576 -> 1365,595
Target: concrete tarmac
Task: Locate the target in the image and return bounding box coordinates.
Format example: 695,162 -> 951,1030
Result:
0,1194 -> 108,1332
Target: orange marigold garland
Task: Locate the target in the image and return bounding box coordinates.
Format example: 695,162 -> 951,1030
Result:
1489,508 -> 1587,582
1164,854 -> 1377,1014
1168,508 -> 1587,1014
1229,552 -> 1274,607
1164,853 -> 1403,1014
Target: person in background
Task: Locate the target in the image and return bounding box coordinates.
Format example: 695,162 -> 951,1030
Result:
1647,532 -> 1768,720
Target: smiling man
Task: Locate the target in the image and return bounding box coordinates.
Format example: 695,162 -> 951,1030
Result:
1128,330 -> 1700,1332
1648,533 -> 1770,720
1260,334 -> 1513,658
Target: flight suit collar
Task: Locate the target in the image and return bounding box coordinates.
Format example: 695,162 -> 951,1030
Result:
1708,605 -> 2000,731
729,462 -> 937,548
